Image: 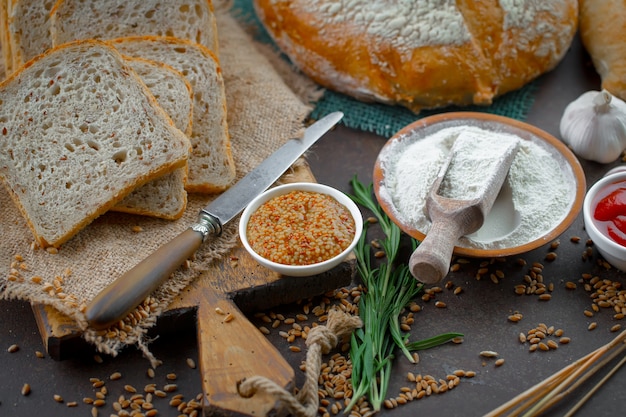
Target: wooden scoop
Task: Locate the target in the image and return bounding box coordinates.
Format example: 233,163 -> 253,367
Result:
409,131 -> 521,284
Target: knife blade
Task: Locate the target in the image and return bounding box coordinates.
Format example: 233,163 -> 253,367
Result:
85,111 -> 344,329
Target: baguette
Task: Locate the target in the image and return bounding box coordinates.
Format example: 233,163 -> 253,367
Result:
0,40 -> 191,247
253,0 -> 578,113
579,0 -> 626,101
109,36 -> 235,193
50,0 -> 219,54
113,57 -> 194,220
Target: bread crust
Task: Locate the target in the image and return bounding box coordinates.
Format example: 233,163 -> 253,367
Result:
253,0 -> 578,113
579,0 -> 626,101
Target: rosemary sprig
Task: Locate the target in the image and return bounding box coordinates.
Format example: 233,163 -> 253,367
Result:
346,177 -> 462,412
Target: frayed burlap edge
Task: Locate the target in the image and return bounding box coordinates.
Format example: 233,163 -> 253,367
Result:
1,5 -> 325,366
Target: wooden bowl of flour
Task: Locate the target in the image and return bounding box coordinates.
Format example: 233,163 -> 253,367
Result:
373,112 -> 586,258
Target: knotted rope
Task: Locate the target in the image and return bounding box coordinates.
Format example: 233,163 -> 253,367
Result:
237,308 -> 363,417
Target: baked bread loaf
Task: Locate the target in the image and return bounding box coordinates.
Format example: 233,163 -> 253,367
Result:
253,0 -> 578,113
579,0 -> 626,101
109,36 -> 235,193
0,40 -> 191,247
113,57 -> 193,220
50,0 -> 219,54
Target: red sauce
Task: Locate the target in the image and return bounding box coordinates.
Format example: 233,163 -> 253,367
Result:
593,183 -> 626,247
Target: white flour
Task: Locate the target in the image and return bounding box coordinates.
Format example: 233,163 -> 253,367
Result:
438,130 -> 519,200
377,125 -> 574,250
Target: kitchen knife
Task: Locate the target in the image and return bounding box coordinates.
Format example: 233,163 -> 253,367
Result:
86,111 -> 344,329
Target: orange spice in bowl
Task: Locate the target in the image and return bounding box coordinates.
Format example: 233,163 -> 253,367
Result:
240,182 -> 363,276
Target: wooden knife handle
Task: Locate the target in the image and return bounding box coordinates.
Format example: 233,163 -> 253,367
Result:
85,228 -> 206,329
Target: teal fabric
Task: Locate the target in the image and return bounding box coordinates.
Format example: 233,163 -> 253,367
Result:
232,0 -> 538,138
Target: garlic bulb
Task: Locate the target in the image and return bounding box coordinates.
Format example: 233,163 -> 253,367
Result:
559,89 -> 626,163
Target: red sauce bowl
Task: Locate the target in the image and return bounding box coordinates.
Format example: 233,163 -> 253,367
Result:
583,170 -> 626,272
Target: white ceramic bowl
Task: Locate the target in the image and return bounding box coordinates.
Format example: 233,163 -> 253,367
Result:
583,171 -> 626,272
239,182 -> 363,277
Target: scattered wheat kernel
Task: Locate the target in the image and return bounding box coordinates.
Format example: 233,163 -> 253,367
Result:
93,354 -> 103,364
480,351 -> 498,358
66,401 -> 78,407
538,294 -> 552,301
452,337 -> 464,344
289,346 -> 301,352
54,394 -> 64,403
91,407 -> 98,417
435,301 -> 447,308
124,385 -> 137,393
529,344 -> 538,352
538,342 -> 549,351
565,281 -> 577,290
545,252 -> 557,262
465,371 -> 476,378
453,286 -> 463,295
93,399 -> 105,407
547,340 -> 559,349
559,337 -> 571,344
147,368 -> 155,379
131,226 -> 143,233
508,314 -> 522,322
21,383 -> 31,396
495,358 -> 505,367
166,373 -> 177,381
186,358 -> 197,369
214,307 -> 226,315
163,384 -> 178,393
519,333 -> 527,343
610,324 -> 622,332
110,372 -> 122,381
554,328 -> 564,337
588,322 -> 597,331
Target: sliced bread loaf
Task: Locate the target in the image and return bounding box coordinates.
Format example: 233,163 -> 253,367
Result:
50,0 -> 219,54
0,40 -> 191,247
113,56 -> 193,220
8,0 -> 55,70
110,36 -> 235,193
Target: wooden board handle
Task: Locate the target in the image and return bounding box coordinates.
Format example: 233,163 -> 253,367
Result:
197,290 -> 294,416
85,228 -> 205,329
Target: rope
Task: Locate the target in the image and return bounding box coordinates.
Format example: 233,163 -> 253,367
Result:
237,308 -> 363,417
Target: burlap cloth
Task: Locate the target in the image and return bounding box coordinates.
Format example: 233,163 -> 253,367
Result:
0,3 -> 323,362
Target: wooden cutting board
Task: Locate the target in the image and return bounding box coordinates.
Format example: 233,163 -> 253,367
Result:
31,160 -> 356,416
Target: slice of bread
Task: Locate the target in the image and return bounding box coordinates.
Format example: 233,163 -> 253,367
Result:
50,0 -> 219,54
113,57 -> 193,220
110,36 -> 235,193
8,0 -> 55,70
0,40 -> 191,248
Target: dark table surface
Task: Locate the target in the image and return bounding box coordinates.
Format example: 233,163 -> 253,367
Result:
2,35 -> 625,417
